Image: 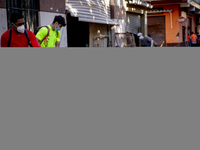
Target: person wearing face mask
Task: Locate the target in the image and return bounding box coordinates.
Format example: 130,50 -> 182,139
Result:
0,12 -> 40,47
35,15 -> 66,47
137,33 -> 154,47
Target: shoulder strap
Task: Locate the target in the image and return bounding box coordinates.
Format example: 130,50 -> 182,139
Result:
57,31 -> 58,38
24,29 -> 33,47
8,29 -> 12,47
40,26 -> 50,45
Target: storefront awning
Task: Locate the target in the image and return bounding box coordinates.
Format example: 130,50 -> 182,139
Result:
66,0 -> 119,25
190,0 -> 200,9
147,9 -> 173,13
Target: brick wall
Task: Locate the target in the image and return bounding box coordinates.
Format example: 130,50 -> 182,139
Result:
39,0 -> 65,14
0,0 -> 6,8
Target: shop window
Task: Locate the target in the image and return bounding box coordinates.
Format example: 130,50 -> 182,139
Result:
6,0 -> 39,33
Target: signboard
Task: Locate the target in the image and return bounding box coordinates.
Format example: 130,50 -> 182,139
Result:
177,16 -> 186,23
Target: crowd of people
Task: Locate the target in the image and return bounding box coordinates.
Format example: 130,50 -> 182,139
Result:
187,32 -> 200,47
0,12 -> 66,47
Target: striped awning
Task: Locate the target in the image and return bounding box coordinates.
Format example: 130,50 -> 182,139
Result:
128,0 -> 153,8
66,0 -> 119,25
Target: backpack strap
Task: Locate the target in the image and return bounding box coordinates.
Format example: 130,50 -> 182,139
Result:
40,26 -> 50,47
56,31 -> 58,38
24,29 -> 33,47
8,29 -> 12,47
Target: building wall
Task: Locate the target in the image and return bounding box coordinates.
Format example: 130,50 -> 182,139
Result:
39,0 -> 65,14
180,11 -> 187,43
191,15 -> 197,33
89,23 -> 108,47
38,11 -> 67,47
147,5 -> 180,44
0,8 -> 8,46
110,0 -> 126,34
110,0 -> 126,47
0,0 -> 6,8
0,0 -> 7,46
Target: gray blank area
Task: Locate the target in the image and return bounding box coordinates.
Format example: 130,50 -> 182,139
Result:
0,48 -> 199,150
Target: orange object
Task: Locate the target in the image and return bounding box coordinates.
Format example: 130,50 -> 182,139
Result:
191,34 -> 197,43
188,35 -> 190,42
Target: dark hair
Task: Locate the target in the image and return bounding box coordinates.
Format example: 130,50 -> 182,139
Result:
10,12 -> 24,23
191,32 -> 193,34
148,34 -> 151,38
53,15 -> 66,26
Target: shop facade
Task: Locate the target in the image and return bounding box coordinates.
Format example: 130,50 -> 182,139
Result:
111,0 -> 153,47
66,0 -> 119,47
147,0 -> 200,46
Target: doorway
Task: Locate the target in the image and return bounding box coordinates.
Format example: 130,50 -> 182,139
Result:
67,13 -> 89,47
147,16 -> 166,46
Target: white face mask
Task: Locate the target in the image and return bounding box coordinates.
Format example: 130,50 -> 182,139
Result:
13,23 -> 25,33
17,25 -> 25,33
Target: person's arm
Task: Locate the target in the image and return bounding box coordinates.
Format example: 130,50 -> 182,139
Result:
55,31 -> 61,47
28,31 -> 41,47
35,27 -> 48,47
55,41 -> 60,47
151,40 -> 154,47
